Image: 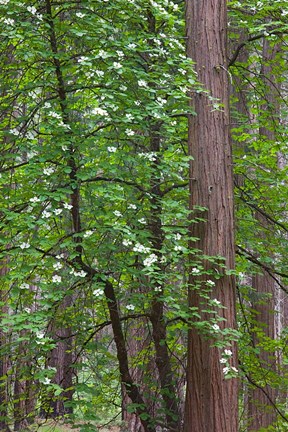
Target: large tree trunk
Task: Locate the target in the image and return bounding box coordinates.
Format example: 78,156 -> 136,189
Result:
184,1 -> 238,431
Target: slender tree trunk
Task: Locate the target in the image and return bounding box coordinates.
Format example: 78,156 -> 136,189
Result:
184,1 -> 238,431
148,125 -> 182,431
104,281 -> 156,432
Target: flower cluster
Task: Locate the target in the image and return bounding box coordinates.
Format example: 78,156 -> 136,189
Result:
64,203 -> 73,210
107,146 -> 117,153
3,18 -> 14,25
191,267 -> 200,275
138,79 -> 148,87
139,152 -> 157,162
93,288 -> 104,297
210,298 -> 222,307
54,208 -> 62,215
223,366 -> 238,376
70,269 -> 87,278
30,196 -> 40,203
20,242 -> 30,249
42,210 -> 51,219
48,111 -> 61,120
143,253 -> 158,268
123,239 -> 133,247
83,230 -> 94,238
114,210 -> 122,217
125,129 -> 135,136
43,167 -> 54,176
92,107 -> 108,116
53,262 -> 63,271
133,243 -> 150,253
220,349 -> 238,376
113,62 -> 122,70
76,12 -> 85,18
52,275 -> 61,283
27,5 -> 42,20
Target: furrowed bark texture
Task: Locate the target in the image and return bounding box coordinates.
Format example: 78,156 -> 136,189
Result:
184,1 -> 238,431
248,268 -> 277,430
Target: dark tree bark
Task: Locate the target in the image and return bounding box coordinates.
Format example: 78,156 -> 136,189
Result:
104,281 -> 156,432
184,1 -> 238,431
148,125 -> 182,432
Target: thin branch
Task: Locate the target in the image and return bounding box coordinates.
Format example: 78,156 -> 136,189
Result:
235,185 -> 288,233
82,175 -> 145,192
241,363 -> 288,423
229,31 -> 286,67
236,246 -> 288,294
73,313 -> 149,362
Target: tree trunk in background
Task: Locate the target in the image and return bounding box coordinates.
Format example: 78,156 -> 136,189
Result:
184,1 -> 238,431
276,152 -> 288,402
0,265 -> 11,432
230,31 -> 250,426
43,294 -> 74,418
14,331 -> 36,430
247,37 -> 282,431
248,265 -> 277,430
121,320 -> 147,432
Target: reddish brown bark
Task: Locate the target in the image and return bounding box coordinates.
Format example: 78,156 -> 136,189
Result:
248,269 -> 277,431
184,1 -> 238,431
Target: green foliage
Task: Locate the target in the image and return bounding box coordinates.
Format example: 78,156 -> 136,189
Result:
0,0 -> 197,428
0,0 -> 287,430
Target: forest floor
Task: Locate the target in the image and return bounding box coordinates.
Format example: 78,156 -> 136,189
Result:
32,420 -> 121,432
